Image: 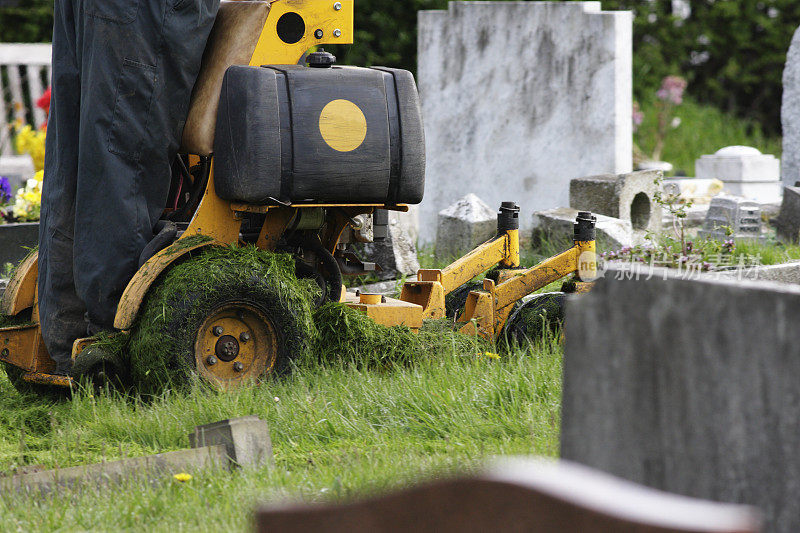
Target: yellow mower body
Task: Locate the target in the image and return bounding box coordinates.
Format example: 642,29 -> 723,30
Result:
0,0 -> 596,390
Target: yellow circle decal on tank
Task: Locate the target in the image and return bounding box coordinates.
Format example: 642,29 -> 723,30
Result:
319,99 -> 368,152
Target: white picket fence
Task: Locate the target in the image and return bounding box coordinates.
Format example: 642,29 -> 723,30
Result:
0,43 -> 52,156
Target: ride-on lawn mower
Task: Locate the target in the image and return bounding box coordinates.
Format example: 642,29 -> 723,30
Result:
0,0 -> 597,392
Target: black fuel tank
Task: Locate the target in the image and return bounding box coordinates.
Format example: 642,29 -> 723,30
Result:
213,64 -> 425,205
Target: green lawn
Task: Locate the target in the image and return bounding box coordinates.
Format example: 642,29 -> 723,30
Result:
635,97 -> 782,176
0,337 -> 562,531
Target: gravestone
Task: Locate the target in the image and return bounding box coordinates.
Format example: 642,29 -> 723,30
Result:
532,208 -> 633,252
695,146 -> 781,203
562,267 -> 800,532
417,1 -> 632,244
256,458 -> 760,533
361,211 -> 420,281
697,195 -> 762,242
0,155 -> 34,190
783,26 -> 800,188
774,186 -> 800,243
435,194 -> 496,260
569,170 -> 662,234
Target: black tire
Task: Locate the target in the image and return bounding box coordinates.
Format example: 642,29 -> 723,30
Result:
502,292 -> 566,347
444,282 -> 483,320
71,344 -> 131,391
445,280 -> 524,321
127,250 -> 315,392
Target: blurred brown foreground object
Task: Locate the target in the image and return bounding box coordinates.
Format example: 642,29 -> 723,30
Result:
255,458 -> 760,533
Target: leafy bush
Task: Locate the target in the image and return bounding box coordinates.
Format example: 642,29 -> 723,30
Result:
0,0 -> 53,43
6,0 -> 798,134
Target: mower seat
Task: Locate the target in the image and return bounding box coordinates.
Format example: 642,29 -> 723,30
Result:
180,0 -> 271,156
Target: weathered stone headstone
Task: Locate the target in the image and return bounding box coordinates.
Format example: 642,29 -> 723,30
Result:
783,26 -> 800,188
435,194 -> 496,260
698,195 -> 762,242
532,208 -> 633,252
0,155 -> 34,190
569,170 -> 662,234
696,146 -> 781,203
256,457 -> 760,533
361,211 -> 420,281
562,267 -> 800,532
773,185 -> 800,243
416,1 -> 632,243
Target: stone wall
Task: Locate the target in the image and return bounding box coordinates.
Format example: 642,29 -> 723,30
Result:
416,1 -> 632,243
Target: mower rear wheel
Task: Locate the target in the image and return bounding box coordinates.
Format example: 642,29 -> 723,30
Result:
502,292 -> 566,347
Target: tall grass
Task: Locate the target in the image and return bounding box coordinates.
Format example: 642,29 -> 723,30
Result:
0,335 -> 563,531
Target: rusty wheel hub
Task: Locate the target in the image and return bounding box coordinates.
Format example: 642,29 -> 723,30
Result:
194,301 -> 278,389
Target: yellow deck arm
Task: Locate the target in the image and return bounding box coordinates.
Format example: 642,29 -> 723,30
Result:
400,206 -> 597,338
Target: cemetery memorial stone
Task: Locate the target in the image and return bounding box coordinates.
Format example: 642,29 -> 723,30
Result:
360,210 -> 420,281
783,25 -> 800,189
435,194 -> 496,261
0,155 -> 35,190
255,458 -> 761,533
698,195 -> 762,242
562,267 -> 800,532
416,1 -> 632,243
773,185 -> 800,244
695,147 -> 781,204
569,170 -> 662,235
532,207 -> 633,252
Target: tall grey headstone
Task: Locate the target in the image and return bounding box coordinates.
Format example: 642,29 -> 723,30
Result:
417,1 -> 632,244
562,268 -> 800,533
783,26 -> 800,188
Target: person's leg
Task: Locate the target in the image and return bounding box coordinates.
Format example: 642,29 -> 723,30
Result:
73,0 -> 218,333
38,0 -> 88,374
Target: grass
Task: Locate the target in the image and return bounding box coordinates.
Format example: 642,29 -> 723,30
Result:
0,334 -> 562,531
635,97 -> 782,176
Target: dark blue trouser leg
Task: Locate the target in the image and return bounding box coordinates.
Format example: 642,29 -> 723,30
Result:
39,0 -> 218,370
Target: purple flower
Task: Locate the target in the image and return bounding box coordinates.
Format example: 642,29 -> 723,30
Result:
0,176 -> 11,204
656,75 -> 688,105
632,102 -> 644,132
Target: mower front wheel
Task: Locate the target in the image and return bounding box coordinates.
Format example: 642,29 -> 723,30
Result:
128,254 -> 313,392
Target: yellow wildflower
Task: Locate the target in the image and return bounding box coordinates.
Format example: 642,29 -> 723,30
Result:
482,352 -> 500,360
173,473 -> 192,482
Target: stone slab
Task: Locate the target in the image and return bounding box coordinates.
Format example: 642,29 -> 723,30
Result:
696,146 -> 780,183
719,180 -> 781,204
532,207 -> 633,252
783,26 -> 800,188
189,415 -> 272,470
717,261 -> 800,285
0,222 -> 38,268
570,170 -> 662,234
256,457 -> 760,533
416,1 -> 632,243
1,445 -> 229,493
562,266 -> 800,532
